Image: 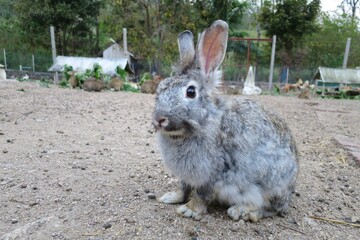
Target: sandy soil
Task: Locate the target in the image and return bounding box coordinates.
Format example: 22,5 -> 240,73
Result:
1,80 -> 359,240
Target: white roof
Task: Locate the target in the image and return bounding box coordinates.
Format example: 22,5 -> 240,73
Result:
314,67 -> 360,84
48,56 -> 133,74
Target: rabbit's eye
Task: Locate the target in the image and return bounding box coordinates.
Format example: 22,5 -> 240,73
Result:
186,86 -> 196,98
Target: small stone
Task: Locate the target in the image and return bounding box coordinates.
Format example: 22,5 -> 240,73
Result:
230,225 -> 240,232
351,216 -> 360,223
11,219 -> 18,224
103,222 -> 112,229
20,184 -> 27,189
125,217 -> 136,224
29,202 -> 39,207
144,189 -> 150,193
150,150 -> 155,154
147,193 -> 156,199
108,169 -> 113,172
80,166 -> 86,170
254,228 -> 264,235
129,174 -> 135,178
3,150 -> 8,154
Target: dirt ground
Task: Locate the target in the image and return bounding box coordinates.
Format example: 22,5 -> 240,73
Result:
1,80 -> 359,240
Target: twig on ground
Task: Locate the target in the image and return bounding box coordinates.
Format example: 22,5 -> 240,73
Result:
309,216 -> 360,228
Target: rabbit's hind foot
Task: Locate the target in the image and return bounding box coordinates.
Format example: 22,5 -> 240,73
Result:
227,205 -> 263,222
176,197 -> 207,220
158,191 -> 185,204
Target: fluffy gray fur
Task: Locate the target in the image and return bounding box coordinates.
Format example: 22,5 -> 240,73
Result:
152,20 -> 298,222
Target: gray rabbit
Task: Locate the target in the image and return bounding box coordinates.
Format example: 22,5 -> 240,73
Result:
152,20 -> 298,222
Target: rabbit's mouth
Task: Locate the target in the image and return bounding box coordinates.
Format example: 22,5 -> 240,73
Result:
160,128 -> 186,139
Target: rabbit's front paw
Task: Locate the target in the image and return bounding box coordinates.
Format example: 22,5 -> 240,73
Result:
227,206 -> 262,222
176,198 -> 207,220
158,191 -> 185,204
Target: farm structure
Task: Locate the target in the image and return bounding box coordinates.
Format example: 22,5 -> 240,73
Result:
313,67 -> 360,92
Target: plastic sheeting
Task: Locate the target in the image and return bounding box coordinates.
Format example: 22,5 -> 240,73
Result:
242,66 -> 262,95
48,56 -> 134,75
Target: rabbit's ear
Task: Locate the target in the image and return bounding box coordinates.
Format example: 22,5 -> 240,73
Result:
198,20 -> 228,77
178,30 -> 195,72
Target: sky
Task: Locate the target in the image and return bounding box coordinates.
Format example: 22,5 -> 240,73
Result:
321,0 -> 343,12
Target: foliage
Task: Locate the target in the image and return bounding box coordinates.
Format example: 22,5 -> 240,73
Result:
37,79 -> 52,88
102,75 -> 112,84
15,0 -> 104,55
273,84 -> 281,95
75,72 -> 89,87
59,79 -> 69,88
123,82 -> 140,93
101,0 -> 247,74
16,76 -> 52,88
91,63 -> 103,80
63,65 -> 73,80
259,0 -> 321,65
1,0 -> 360,85
304,13 -> 360,68
139,72 -> 152,85
116,66 -> 127,81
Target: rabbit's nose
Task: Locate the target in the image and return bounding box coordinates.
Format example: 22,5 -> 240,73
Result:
154,114 -> 169,128
157,117 -> 168,127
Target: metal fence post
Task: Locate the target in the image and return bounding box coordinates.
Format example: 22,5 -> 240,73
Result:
3,49 -> 7,69
269,35 -> 276,91
343,38 -> 351,69
32,55 -> 35,72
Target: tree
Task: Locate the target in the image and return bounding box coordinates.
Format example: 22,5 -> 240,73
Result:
15,0 -> 104,55
101,0 -> 247,75
341,0 -> 360,20
259,0 -> 320,65
304,12 -> 360,68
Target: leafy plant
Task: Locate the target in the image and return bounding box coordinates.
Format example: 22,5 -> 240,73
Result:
102,74 -> 112,84
75,72 -> 88,87
37,78 -> 52,88
91,63 -> 103,79
116,66 -> 127,81
123,82 -> 140,93
59,79 -> 69,88
139,72 -> 151,85
273,84 -> 281,95
63,64 -> 73,80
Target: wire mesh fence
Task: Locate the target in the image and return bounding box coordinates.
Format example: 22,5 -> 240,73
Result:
0,46 -> 319,88
0,48 -> 52,72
